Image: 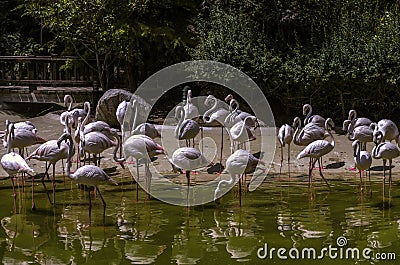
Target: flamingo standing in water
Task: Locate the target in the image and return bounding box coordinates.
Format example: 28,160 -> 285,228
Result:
27,116 -> 74,206
114,134 -> 164,200
297,118 -> 335,188
371,130 -> 400,193
302,104 -> 325,128
170,147 -> 210,207
277,123 -> 294,175
1,123 -> 35,210
352,139 -> 372,193
214,149 -> 264,206
59,132 -> 118,221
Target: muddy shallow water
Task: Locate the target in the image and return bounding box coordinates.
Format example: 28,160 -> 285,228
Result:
0,111 -> 400,264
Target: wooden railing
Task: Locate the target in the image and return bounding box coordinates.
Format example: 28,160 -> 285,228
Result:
0,56 -> 98,91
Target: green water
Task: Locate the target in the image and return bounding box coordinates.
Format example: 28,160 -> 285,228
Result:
0,176 -> 399,265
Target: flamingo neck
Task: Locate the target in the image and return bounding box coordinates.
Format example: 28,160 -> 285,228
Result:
204,96 -> 218,122
175,106 -> 185,138
304,105 -> 312,126
131,99 -> 138,133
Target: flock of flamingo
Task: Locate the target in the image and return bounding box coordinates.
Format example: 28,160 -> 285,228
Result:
0,89 -> 398,219
278,105 -> 400,197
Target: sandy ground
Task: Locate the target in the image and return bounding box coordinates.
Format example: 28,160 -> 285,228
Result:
0,111 -> 395,186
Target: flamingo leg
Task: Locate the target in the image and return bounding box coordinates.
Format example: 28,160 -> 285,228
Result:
389,159 -> 393,191
41,170 -> 52,204
317,158 -> 331,189
359,170 -> 364,193
308,158 -> 315,188
52,163 -> 56,206
220,126 -> 224,172
88,186 -> 92,222
382,159 -> 386,201
186,170 -> 190,207
279,143 -> 283,175
136,158 -> 139,201
97,188 -> 106,220
288,144 -> 291,178
30,173 -> 35,210
11,175 -> 16,213
238,174 -> 242,207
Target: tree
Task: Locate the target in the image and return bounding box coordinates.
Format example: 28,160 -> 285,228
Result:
24,0 -> 200,91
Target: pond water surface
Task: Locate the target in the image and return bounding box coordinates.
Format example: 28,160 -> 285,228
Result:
0,175 -> 399,265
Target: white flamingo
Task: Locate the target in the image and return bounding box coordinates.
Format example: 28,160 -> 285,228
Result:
182,89 -> 199,120
60,96 -> 90,129
116,100 -> 130,126
169,147 -> 210,206
229,115 -> 257,152
297,118 -> 335,188
130,99 -> 160,139
277,123 -> 294,174
114,134 -> 164,200
303,104 -> 325,128
292,117 -> 328,146
1,123 -> 35,210
347,109 -> 372,129
371,130 -> 400,192
224,96 -> 258,128
347,125 -> 373,151
203,95 -> 230,170
27,117 -> 74,206
214,149 -> 264,206
175,106 -> 200,148
352,139 -> 372,192
370,119 -> 399,143
59,132 -> 118,221
3,120 -> 46,157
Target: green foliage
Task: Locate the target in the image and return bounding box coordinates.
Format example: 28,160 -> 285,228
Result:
192,0 -> 400,123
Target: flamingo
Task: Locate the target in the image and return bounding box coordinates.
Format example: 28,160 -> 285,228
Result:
229,115 -> 257,152
114,134 -> 164,200
371,130 -> 400,192
182,89 -> 199,120
302,104 -> 325,128
116,100 -> 130,126
3,121 -> 46,157
370,119 -> 399,143
352,139 -> 372,193
169,147 -> 210,206
27,117 -> 74,206
130,99 -> 160,139
277,123 -> 294,175
347,125 -> 373,150
292,117 -> 328,146
175,105 -> 200,148
60,95 -> 90,129
59,132 -> 118,221
224,96 -> 258,128
203,95 -> 230,170
297,118 -> 335,188
348,110 -> 372,128
8,120 -> 37,134
1,123 -> 35,210
214,149 -> 264,206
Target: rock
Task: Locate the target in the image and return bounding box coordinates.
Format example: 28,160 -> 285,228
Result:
95,89 -> 152,128
95,89 -> 132,127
